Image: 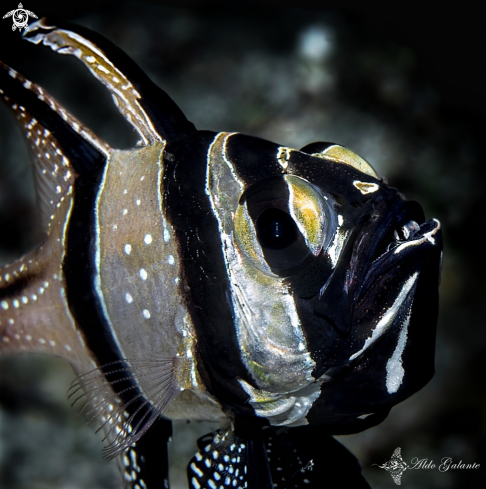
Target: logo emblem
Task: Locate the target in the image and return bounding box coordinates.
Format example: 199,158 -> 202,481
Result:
3,3 -> 37,31
374,447 -> 409,485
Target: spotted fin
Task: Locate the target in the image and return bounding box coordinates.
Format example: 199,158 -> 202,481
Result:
188,430 -> 273,489
0,59 -> 108,360
0,60 -> 108,233
188,427 -> 371,488
24,18 -> 196,145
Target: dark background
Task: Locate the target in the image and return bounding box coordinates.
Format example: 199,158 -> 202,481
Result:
0,1 -> 485,488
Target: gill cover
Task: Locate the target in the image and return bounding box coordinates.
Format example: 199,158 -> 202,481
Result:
169,132 -> 442,432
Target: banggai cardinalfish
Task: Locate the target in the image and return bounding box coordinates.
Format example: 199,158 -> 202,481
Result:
0,18 -> 442,489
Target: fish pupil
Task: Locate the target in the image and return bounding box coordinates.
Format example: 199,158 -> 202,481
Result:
256,208 -> 298,250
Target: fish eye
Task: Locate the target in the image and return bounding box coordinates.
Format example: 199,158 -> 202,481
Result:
255,208 -> 298,250
234,175 -> 332,275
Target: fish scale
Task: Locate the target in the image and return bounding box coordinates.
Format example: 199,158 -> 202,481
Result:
1,17 -> 442,489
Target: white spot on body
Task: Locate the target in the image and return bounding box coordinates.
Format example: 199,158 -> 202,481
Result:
1,301 -> 8,310
168,255 -> 175,265
163,228 -> 170,242
124,244 -> 132,255
144,234 -> 152,245
139,269 -> 148,280
143,309 -> 151,319
125,293 -> 133,304
13,299 -> 19,308
123,209 -> 128,216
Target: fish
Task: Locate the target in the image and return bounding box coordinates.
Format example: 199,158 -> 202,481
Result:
0,18 -> 442,489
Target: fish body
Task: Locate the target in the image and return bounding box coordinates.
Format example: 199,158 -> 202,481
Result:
0,19 -> 442,488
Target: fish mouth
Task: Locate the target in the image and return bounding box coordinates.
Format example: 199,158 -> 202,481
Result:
362,217 -> 442,292
304,212 -> 442,430
343,214 -> 442,364
310,205 -> 442,375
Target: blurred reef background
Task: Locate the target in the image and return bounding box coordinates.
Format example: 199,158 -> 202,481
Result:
0,1 -> 485,488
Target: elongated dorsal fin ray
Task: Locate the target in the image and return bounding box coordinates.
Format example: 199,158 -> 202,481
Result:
24,18 -> 197,146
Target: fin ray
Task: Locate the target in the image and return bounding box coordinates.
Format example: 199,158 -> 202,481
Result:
24,18 -> 196,145
0,61 -> 109,232
69,357 -> 182,460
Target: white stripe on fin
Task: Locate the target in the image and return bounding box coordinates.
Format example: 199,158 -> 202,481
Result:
386,309 -> 412,393
349,272 -> 418,361
0,61 -> 110,234
25,20 -> 163,146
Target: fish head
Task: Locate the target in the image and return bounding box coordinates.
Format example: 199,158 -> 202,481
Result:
175,131 -> 443,431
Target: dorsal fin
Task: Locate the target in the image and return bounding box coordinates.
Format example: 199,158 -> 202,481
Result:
0,61 -> 109,233
24,18 -> 197,145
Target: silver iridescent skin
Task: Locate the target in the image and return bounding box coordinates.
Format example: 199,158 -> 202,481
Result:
0,19 -> 442,489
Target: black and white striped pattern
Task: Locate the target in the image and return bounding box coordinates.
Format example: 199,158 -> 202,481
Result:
1,18 -> 443,489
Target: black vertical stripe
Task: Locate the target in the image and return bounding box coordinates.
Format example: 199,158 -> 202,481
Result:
164,130 -> 259,420
63,158 -> 172,477
63,167 -> 124,367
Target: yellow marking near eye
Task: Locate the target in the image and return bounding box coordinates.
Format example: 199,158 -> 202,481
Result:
234,203 -> 269,270
312,144 -> 378,178
285,176 -> 325,256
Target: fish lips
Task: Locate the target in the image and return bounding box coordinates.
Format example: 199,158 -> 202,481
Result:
305,214 -> 442,432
